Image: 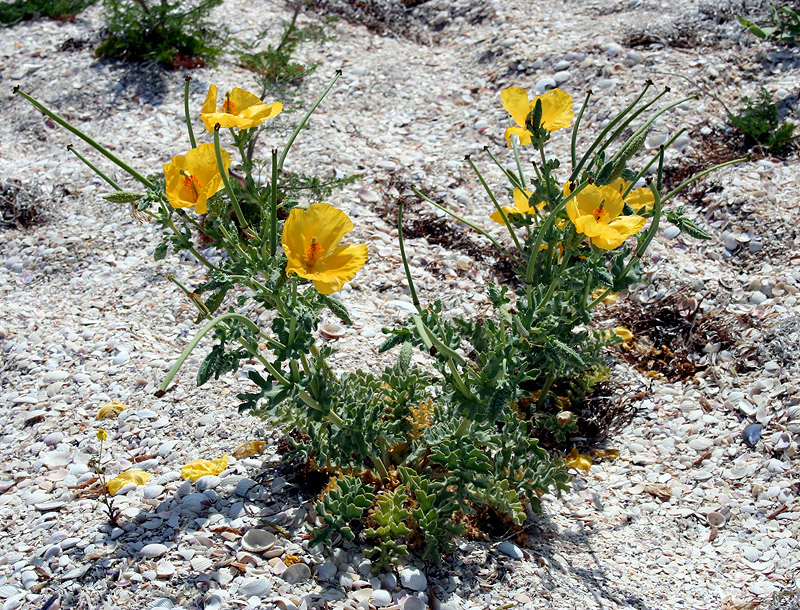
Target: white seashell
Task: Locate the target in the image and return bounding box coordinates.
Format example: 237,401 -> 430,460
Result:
190,556 -> 213,572
237,576 -> 272,597
156,560 -> 175,579
241,529 -> 276,553
706,511 -> 726,527
203,594 -> 223,610
320,322 -> 345,339
147,599 -> 174,609
0,586 -> 22,600
139,543 -> 169,558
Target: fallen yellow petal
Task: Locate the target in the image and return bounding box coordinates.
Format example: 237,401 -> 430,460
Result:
232,441 -> 266,460
565,448 -> 593,472
588,449 -> 620,461
96,400 -> 127,420
107,470 -> 151,495
181,455 -> 229,481
613,326 -> 634,343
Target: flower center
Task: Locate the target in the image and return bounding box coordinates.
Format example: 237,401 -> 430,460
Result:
593,199 -> 607,223
180,170 -> 202,203
305,237 -> 324,269
222,94 -> 237,115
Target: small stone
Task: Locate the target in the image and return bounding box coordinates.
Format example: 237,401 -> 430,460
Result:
139,543 -> 169,558
43,432 -> 64,446
671,134 -> 691,151
372,589 -> 392,607
743,424 -> 762,447
606,42 -> 624,57
534,77 -> 556,93
553,70 -> 571,84
749,291 -> 768,305
663,226 -> 680,239
235,478 -> 258,497
315,562 -> 337,580
724,234 -> 739,251
497,541 -> 524,559
400,567 -> 427,591
402,596 -> 426,610
749,240 -> 763,253
453,188 -> 471,206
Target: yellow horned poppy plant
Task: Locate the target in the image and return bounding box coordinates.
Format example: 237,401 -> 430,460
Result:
164,143 -> 231,215
282,202 -> 368,295
201,85 -> 282,132
565,182 -> 646,250
501,86 -> 574,146
490,188 -> 543,224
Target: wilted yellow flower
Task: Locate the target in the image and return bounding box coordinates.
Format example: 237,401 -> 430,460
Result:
564,182 -> 646,250
181,455 -> 229,481
201,85 -> 282,132
163,143 -> 231,215
232,441 -> 266,460
97,400 -> 127,420
96,428 -> 108,441
613,326 -> 634,343
282,203 -> 368,295
610,177 -> 655,213
490,188 -> 544,224
107,470 -> 150,495
284,555 -> 301,566
565,448 -> 592,472
501,87 -> 574,146
589,448 -> 620,461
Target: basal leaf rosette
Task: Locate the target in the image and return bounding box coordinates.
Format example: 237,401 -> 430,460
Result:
163,143 -> 231,215
565,182 -> 646,250
501,86 -> 574,146
282,202 -> 368,295
201,85 -> 282,132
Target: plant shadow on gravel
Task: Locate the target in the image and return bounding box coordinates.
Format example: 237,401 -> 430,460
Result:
98,59 -> 170,107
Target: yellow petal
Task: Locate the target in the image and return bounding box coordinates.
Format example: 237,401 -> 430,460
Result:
501,87 -> 531,130
310,244 -> 369,295
232,441 -> 266,460
565,448 -> 592,472
613,326 -> 634,343
200,86 -> 282,132
589,448 -> 620,460
625,187 -> 655,213
533,88 -> 574,132
609,177 -> 630,195
597,185 -> 624,220
504,125 -> 532,147
513,188 -> 534,213
490,205 -> 518,225
608,214 -> 646,238
97,400 -> 127,420
201,84 -> 217,116
96,429 -> 107,441
107,470 -> 151,495
181,455 -> 229,481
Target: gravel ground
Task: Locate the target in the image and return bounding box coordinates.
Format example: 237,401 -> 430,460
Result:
1,0 -> 800,609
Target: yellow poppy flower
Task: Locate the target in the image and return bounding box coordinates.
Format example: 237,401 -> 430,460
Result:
489,188 -> 543,224
564,182 -> 646,250
163,143 -> 231,215
610,177 -> 655,213
501,87 -> 574,146
282,202 -> 368,295
96,428 -> 107,441
181,455 -> 229,481
613,326 -> 634,343
107,470 -> 151,495
200,85 -> 282,132
565,448 -> 592,472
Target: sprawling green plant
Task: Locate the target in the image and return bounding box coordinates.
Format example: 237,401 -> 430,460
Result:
0,0 -> 95,26
730,87 -> 796,153
738,3 -> 800,46
95,0 -> 227,67
15,75 -> 737,565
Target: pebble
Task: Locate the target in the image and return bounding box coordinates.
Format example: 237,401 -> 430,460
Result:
534,77 -> 556,93
497,541 -> 524,559
315,562 -> 337,580
663,226 -> 681,239
372,589 -> 392,607
553,70 -> 571,84
400,567 -> 427,591
743,424 -> 762,447
401,596 -> 426,610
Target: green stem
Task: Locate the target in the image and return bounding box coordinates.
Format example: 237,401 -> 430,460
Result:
67,145 -> 122,191
482,146 -> 523,191
411,187 -> 523,267
512,136 -> 526,190
467,156 -> 523,253
621,129 -> 685,199
270,148 -> 279,257
662,157 -> 746,204
165,216 -> 218,271
14,87 -> 154,189
569,82 -> 653,182
213,126 -> 250,232
156,312 -> 289,395
535,375 -> 556,410
397,201 -> 422,312
278,70 -> 341,172
454,417 -> 471,439
571,90 -> 592,170
537,243 -> 572,312
183,76 -> 196,149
